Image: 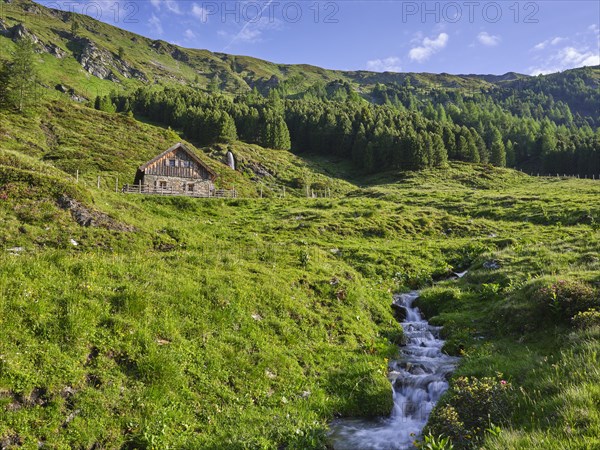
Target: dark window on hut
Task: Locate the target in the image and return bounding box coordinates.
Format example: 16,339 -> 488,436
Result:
159,181 -> 167,189
182,161 -> 191,168
169,160 -> 176,167
187,184 -> 194,192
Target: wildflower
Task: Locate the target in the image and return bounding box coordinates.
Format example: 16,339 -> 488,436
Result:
500,380 -> 507,385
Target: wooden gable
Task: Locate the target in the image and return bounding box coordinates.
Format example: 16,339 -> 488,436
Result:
138,143 -> 217,181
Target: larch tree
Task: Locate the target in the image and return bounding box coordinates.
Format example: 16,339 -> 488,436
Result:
2,38 -> 40,113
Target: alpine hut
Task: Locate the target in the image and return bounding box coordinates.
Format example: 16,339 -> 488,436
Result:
133,143 -> 217,196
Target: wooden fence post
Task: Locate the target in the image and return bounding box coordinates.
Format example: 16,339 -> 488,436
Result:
97,176 -> 100,189
115,178 -> 118,193
283,186 -> 286,198
76,169 -> 79,183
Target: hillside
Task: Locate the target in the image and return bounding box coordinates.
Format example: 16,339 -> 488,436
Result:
1,96 -> 600,448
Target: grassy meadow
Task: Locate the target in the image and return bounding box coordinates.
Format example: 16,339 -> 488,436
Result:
0,99 -> 599,449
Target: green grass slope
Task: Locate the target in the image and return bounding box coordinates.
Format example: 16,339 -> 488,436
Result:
0,98 -> 599,449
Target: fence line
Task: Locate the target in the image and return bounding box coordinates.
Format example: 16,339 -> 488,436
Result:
516,170 -> 599,180
73,172 -> 336,199
72,170 -> 598,200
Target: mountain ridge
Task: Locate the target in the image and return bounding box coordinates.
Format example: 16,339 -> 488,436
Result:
3,0 -> 596,102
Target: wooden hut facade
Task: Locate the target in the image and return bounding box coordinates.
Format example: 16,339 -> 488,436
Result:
130,143 -> 218,197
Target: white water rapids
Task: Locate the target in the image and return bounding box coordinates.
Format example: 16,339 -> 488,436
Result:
329,290 -> 460,450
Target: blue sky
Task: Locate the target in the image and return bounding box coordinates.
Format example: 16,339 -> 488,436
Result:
38,1 -> 600,75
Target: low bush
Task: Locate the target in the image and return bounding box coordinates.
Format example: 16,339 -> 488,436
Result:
425,376 -> 512,448
572,309 -> 600,330
533,280 -> 599,322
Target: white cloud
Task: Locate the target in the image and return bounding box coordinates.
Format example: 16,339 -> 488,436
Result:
529,46 -> 600,75
408,33 -> 449,63
237,26 -> 263,43
192,3 -> 210,22
221,16 -> 283,49
558,47 -> 599,66
589,24 -> 599,35
148,14 -> 163,35
151,0 -> 182,14
477,31 -> 501,47
366,57 -> 402,72
185,29 -> 197,40
533,36 -> 565,51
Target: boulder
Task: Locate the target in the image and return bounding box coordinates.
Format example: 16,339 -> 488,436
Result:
48,44 -> 66,58
6,23 -> 67,57
0,18 -> 10,36
483,260 -> 501,270
391,302 -> 407,321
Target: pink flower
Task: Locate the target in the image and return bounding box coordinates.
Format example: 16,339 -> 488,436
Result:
500,380 -> 507,385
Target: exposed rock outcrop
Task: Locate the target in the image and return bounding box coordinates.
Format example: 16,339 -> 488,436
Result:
57,194 -> 136,232
48,43 -> 66,58
74,37 -> 116,79
54,84 -> 87,102
9,23 -> 38,42
151,39 -> 189,62
2,22 -> 66,58
73,37 -> 147,82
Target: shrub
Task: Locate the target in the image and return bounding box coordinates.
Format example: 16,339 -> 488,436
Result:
425,376 -> 512,448
572,309 -> 600,329
480,283 -> 501,297
533,280 -> 599,322
418,433 -> 455,450
298,249 -> 310,268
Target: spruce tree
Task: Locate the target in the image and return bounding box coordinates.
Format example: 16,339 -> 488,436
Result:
261,114 -> 290,150
466,132 -> 480,163
217,112 -> 237,143
505,140 -> 516,167
352,124 -> 367,166
490,128 -> 506,167
431,133 -> 448,167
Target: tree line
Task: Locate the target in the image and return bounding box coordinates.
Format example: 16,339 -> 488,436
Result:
94,80 -> 598,175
